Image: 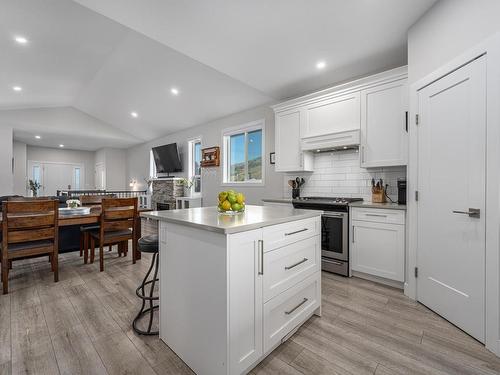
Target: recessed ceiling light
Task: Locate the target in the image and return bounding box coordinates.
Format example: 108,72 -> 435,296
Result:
35,135 -> 41,139
316,61 -> 326,70
59,144 -> 64,148
343,146 -> 348,149
12,86 -> 22,92
130,111 -> 138,118
14,36 -> 28,44
170,87 -> 179,95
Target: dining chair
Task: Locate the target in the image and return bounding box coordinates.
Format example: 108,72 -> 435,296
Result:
1,199 -> 59,294
90,197 -> 138,272
79,194 -> 116,263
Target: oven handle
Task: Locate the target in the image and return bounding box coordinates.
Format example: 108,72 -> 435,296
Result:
322,213 -> 346,218
322,258 -> 344,266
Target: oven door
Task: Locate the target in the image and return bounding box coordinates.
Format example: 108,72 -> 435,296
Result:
321,212 -> 348,261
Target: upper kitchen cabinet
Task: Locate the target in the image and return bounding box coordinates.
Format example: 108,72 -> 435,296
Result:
360,78 -> 408,168
274,108 -> 313,172
273,66 -> 408,172
303,91 -> 360,137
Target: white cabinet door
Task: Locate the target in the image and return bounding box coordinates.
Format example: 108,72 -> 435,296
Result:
275,109 -> 313,172
360,79 -> 408,167
228,229 -> 263,374
303,92 -> 360,137
351,220 -> 405,282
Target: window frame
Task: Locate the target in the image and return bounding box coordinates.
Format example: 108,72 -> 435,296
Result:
188,137 -> 202,195
222,119 -> 265,186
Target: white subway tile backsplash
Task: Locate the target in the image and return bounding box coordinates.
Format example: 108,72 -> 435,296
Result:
283,149 -> 406,201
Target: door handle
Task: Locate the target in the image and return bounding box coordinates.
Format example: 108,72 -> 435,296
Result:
452,208 -> 480,218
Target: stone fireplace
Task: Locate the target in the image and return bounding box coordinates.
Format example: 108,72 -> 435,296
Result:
151,178 -> 184,210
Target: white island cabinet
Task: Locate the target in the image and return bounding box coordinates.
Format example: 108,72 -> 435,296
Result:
142,206 -> 322,375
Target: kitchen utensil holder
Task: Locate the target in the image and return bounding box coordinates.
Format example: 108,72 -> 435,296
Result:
371,187 -> 386,203
292,188 -> 300,199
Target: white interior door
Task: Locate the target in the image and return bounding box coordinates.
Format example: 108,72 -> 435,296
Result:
417,56 -> 486,342
95,163 -> 106,190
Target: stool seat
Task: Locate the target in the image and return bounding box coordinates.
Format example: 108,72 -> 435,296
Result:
138,235 -> 159,253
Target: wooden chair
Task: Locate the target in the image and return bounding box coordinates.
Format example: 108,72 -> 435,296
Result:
79,194 -> 116,263
90,197 -> 138,272
1,200 -> 59,294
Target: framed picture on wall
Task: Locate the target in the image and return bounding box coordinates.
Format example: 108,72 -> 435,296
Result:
270,152 -> 276,165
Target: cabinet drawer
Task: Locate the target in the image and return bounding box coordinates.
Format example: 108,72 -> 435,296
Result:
263,217 -> 320,252
351,208 -> 405,224
264,273 -> 320,353
264,236 -> 320,302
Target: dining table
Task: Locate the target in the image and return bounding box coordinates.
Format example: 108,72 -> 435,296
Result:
0,205 -> 152,260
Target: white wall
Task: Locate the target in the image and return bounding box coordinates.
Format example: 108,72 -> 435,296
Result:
408,0 -> 500,84
127,105 -> 282,206
13,141 -> 27,195
26,146 -> 95,189
283,150 -> 405,201
103,148 -> 126,190
0,126 -> 13,196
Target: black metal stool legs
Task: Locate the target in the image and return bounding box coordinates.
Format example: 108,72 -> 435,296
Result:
132,251 -> 159,335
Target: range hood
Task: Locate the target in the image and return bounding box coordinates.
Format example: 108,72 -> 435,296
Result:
301,129 -> 360,152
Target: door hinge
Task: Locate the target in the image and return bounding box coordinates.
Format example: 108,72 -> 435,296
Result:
414,267 -> 418,278
415,190 -> 419,202
415,114 -> 420,125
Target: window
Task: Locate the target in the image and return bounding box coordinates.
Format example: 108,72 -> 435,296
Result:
150,150 -> 157,179
73,167 -> 81,190
188,138 -> 202,194
32,165 -> 41,184
223,120 -> 264,184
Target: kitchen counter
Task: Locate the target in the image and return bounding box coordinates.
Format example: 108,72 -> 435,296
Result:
261,198 -> 292,204
349,201 -> 406,210
141,205 -> 321,234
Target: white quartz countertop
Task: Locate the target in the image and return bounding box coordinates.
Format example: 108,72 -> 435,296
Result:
349,201 -> 406,210
141,205 -> 322,234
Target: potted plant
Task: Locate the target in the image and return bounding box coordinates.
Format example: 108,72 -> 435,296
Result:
180,177 -> 195,197
28,179 -> 42,197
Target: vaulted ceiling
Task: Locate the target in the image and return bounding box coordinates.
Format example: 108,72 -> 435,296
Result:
0,0 -> 437,150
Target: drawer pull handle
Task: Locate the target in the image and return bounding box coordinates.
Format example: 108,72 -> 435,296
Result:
285,258 -> 308,270
258,240 -> 264,275
365,213 -> 387,218
285,228 -> 308,236
285,298 -> 308,315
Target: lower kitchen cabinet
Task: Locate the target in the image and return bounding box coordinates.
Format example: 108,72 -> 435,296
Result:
350,208 -> 405,282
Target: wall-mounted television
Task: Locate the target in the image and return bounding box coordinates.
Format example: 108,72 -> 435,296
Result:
152,143 -> 182,176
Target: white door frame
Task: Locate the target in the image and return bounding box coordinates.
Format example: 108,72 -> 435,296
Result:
407,32 -> 500,355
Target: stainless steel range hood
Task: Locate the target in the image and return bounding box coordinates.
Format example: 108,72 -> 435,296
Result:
301,129 -> 360,152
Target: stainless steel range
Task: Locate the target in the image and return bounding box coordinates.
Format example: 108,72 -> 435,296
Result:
292,196 -> 363,276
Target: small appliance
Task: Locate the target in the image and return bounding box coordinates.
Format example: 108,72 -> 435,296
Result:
397,178 -> 407,205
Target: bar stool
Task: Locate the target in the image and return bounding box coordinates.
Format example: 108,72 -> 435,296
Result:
132,234 -> 159,335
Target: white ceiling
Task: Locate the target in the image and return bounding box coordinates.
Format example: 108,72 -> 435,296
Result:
0,0 -> 437,151
1,107 -> 138,151
72,0 -> 437,98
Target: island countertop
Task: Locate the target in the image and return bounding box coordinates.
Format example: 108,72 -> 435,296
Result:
141,205 -> 322,234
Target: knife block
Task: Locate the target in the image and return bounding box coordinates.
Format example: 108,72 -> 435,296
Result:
371,187 -> 386,203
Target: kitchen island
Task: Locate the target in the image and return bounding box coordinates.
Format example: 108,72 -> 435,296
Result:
141,205 -> 322,375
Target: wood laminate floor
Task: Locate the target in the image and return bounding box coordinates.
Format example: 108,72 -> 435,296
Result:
1,219 -> 499,375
